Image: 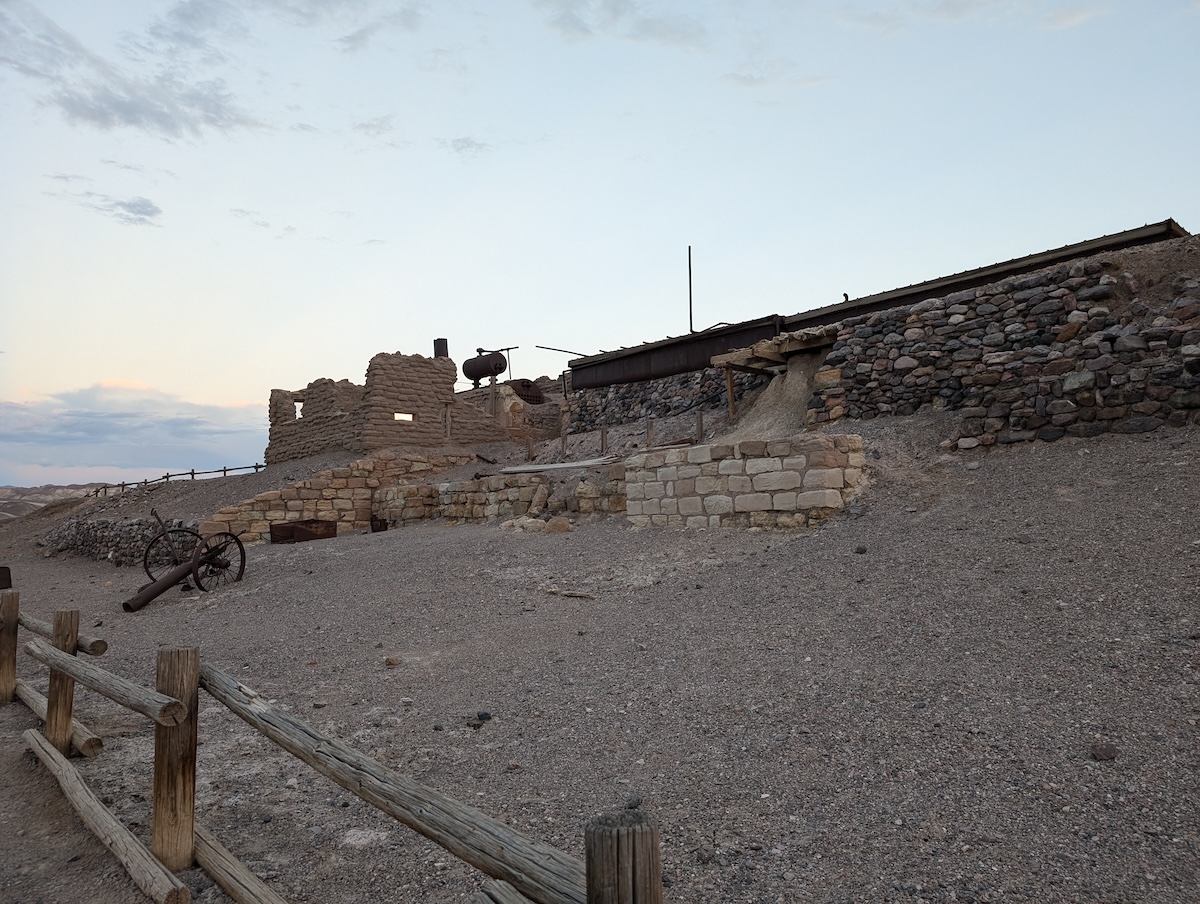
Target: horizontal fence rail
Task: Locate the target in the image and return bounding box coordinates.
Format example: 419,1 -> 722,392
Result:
85,464 -> 266,497
3,588 -> 665,904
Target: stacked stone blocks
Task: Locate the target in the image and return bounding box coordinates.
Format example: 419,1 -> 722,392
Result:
624,434 -> 865,529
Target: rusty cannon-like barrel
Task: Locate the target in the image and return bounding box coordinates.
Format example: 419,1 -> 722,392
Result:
123,559 -> 195,613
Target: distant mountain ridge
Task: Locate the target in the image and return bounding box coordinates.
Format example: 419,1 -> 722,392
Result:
0,485 -> 103,521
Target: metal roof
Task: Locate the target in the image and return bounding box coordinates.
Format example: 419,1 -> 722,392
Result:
568,218 -> 1190,389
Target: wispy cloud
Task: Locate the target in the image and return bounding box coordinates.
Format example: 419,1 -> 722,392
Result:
438,135 -> 491,159
335,4 -> 425,52
46,172 -> 92,183
0,384 -> 268,486
353,114 -> 395,136
230,207 -> 271,228
0,1 -> 261,138
838,0 -> 1021,30
1039,7 -> 1106,30
71,192 -> 164,226
535,0 -> 706,48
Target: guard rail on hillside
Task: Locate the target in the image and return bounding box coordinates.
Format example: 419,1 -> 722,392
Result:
0,588 -> 664,904
85,465 -> 266,498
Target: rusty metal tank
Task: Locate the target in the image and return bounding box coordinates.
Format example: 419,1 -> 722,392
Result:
463,351 -> 507,387
505,378 -> 545,405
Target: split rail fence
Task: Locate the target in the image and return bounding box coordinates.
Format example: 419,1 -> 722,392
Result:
0,587 -> 663,904
85,464 -> 267,498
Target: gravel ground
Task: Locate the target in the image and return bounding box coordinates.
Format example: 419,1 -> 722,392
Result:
2,412 -> 1198,904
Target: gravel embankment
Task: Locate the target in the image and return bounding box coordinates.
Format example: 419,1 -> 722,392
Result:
1,413 -> 1197,904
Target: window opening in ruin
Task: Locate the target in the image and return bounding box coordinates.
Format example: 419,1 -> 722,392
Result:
394,412 -> 414,422
294,401 -> 303,419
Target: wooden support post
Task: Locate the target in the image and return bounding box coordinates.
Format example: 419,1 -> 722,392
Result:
561,409 -> 569,455
645,417 -> 653,448
695,410 -> 704,443
527,437 -> 534,462
725,366 -> 736,418
45,609 -> 80,755
14,679 -> 102,756
0,590 -> 17,704
24,729 -> 190,904
585,811 -> 663,904
153,647 -> 199,871
600,426 -> 608,453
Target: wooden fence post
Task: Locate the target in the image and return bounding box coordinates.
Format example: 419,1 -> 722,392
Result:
600,426 -> 608,453
585,810 -> 663,904
153,647 -> 199,871
45,610 -> 80,755
725,366 -> 736,418
695,410 -> 704,443
645,418 -> 653,448
0,590 -> 17,704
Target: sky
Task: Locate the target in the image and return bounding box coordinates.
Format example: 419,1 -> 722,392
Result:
1,0 -> 1198,488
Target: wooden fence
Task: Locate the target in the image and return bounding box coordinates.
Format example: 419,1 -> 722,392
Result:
0,587 -> 663,904
85,464 -> 266,498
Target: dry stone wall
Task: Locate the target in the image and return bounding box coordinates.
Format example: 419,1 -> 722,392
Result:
624,434 -> 865,529
40,516 -> 196,566
569,367 -> 768,432
806,261 -> 1200,447
200,449 -> 474,542
376,467 -> 625,527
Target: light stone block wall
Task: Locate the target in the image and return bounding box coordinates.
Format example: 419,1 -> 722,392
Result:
200,449 -> 475,542
623,433 -> 866,529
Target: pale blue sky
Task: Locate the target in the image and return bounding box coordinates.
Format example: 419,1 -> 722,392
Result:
2,0 -> 1197,486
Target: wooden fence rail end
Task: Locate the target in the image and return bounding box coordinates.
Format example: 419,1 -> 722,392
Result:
194,823 -> 291,904
23,729 -> 190,904
199,663 -> 586,904
14,678 -> 103,756
17,611 -> 108,656
23,637 -> 187,726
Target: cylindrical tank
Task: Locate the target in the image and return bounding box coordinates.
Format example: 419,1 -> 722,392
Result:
463,351 -> 507,387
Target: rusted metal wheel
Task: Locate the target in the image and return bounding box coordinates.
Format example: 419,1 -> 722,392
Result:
143,529 -> 203,583
191,532 -> 246,592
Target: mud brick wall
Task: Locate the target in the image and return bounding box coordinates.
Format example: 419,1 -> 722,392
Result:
623,434 -> 865,529
266,353 -> 508,464
376,468 -> 625,526
201,449 -> 475,542
456,380 -> 564,443
806,261 -> 1200,448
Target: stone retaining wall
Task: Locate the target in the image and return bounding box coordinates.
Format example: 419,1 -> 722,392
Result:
376,468 -> 626,526
624,434 -> 865,529
806,261 -> 1200,447
569,367 -> 768,432
200,450 -> 475,542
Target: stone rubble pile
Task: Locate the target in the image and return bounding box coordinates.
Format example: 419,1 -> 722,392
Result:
40,516 -> 195,566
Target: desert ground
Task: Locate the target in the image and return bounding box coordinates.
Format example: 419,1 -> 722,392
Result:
1,410 -> 1198,904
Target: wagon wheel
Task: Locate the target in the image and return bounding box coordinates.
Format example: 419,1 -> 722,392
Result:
143,529 -> 203,583
191,532 -> 246,592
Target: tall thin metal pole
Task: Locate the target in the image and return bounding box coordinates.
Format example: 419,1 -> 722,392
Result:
688,245 -> 694,333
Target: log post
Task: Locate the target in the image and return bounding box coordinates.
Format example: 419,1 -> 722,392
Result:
0,590 -> 17,704
695,410 -> 704,443
153,647 -> 199,871
725,366 -> 736,418
585,810 -> 663,904
600,426 -> 608,454
46,609 -> 80,755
